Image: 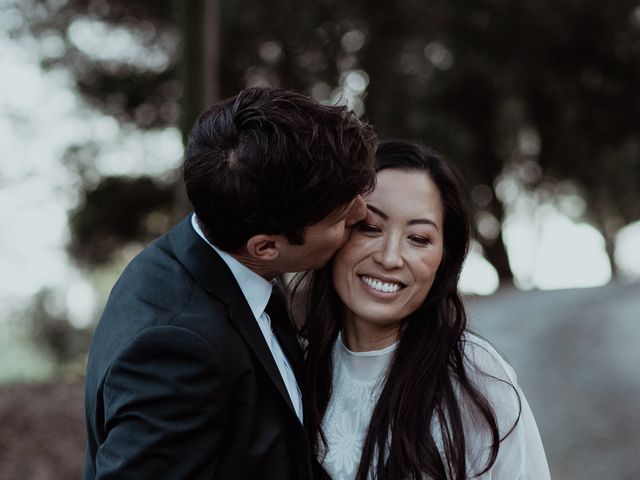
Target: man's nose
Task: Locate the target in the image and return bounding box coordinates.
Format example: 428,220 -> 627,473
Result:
345,195 -> 367,227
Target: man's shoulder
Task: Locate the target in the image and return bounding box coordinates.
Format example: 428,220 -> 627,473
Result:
105,217 -> 212,313
86,263 -> 241,389
88,217 -> 252,368
93,226 -> 230,342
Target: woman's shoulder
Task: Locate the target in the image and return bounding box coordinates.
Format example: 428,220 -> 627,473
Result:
457,334 -> 522,458
458,335 -> 552,479
459,332 -> 518,386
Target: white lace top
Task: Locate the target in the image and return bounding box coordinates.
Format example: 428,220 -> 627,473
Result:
319,332 -> 551,480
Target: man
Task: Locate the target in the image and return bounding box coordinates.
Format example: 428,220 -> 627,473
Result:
83,87 -> 377,479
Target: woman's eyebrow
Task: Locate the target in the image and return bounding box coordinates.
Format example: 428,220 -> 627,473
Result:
367,204 -> 439,231
408,218 -> 438,230
366,204 -> 387,219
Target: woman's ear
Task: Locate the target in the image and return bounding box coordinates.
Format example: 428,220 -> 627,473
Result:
245,234 -> 282,261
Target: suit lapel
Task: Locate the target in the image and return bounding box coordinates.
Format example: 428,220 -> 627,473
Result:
168,216 -> 298,418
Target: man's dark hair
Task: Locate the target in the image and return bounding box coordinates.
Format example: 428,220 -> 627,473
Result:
183,87 -> 377,251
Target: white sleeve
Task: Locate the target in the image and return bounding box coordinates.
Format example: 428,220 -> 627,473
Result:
462,335 -> 551,480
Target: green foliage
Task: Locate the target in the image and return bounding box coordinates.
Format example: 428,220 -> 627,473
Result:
27,289 -> 92,366
68,175 -> 174,266
28,0 -> 179,129
23,0 -> 640,278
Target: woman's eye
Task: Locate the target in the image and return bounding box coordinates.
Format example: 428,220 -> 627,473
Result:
409,235 -> 432,246
357,223 -> 380,233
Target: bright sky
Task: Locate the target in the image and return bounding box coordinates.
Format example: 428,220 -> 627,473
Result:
0,26 -> 182,327
1,17 -> 639,329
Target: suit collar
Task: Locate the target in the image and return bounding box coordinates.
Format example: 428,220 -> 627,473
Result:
191,214 -> 273,322
167,216 -> 303,422
168,216 -> 244,304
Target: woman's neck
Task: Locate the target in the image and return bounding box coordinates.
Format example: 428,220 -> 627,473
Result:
341,315 -> 400,352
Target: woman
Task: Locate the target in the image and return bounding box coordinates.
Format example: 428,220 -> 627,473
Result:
297,141 -> 550,479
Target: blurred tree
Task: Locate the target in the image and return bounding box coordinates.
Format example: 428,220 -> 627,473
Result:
354,0 -> 640,281
27,289 -> 93,371
514,0 -> 640,276
68,175 -> 175,266
26,0 -> 179,128
22,0 -> 640,282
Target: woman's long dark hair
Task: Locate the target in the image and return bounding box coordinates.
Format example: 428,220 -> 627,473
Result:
296,141 -> 518,480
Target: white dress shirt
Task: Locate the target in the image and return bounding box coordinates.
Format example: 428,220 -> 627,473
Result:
191,214 -> 303,423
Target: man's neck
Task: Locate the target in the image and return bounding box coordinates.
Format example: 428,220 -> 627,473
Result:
228,250 -> 278,281
192,214 -> 279,280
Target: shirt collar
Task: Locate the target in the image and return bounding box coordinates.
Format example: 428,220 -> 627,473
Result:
191,213 -> 272,321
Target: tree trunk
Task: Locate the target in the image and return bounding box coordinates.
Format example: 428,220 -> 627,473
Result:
597,216 -> 619,280
173,0 -> 220,221
479,195 -> 515,288
604,232 -> 618,279
481,233 -> 514,287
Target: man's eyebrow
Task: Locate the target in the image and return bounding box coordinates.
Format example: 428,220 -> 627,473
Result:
367,204 -> 439,231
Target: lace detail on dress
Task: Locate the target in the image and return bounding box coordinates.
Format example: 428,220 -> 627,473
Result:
319,334 -> 397,480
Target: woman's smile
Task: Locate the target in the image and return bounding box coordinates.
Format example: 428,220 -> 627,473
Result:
359,274 -> 404,294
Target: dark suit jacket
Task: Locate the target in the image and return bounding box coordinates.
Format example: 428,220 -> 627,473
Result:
84,216 -> 314,479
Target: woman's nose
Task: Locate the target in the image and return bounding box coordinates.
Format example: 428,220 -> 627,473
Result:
372,237 -> 403,270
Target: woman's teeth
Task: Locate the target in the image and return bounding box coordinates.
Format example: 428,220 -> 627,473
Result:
361,275 -> 402,293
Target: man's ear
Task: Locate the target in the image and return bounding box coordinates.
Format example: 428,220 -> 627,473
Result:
245,234 -> 282,261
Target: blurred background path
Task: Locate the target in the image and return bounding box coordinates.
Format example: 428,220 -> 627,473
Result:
468,281 -> 640,480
